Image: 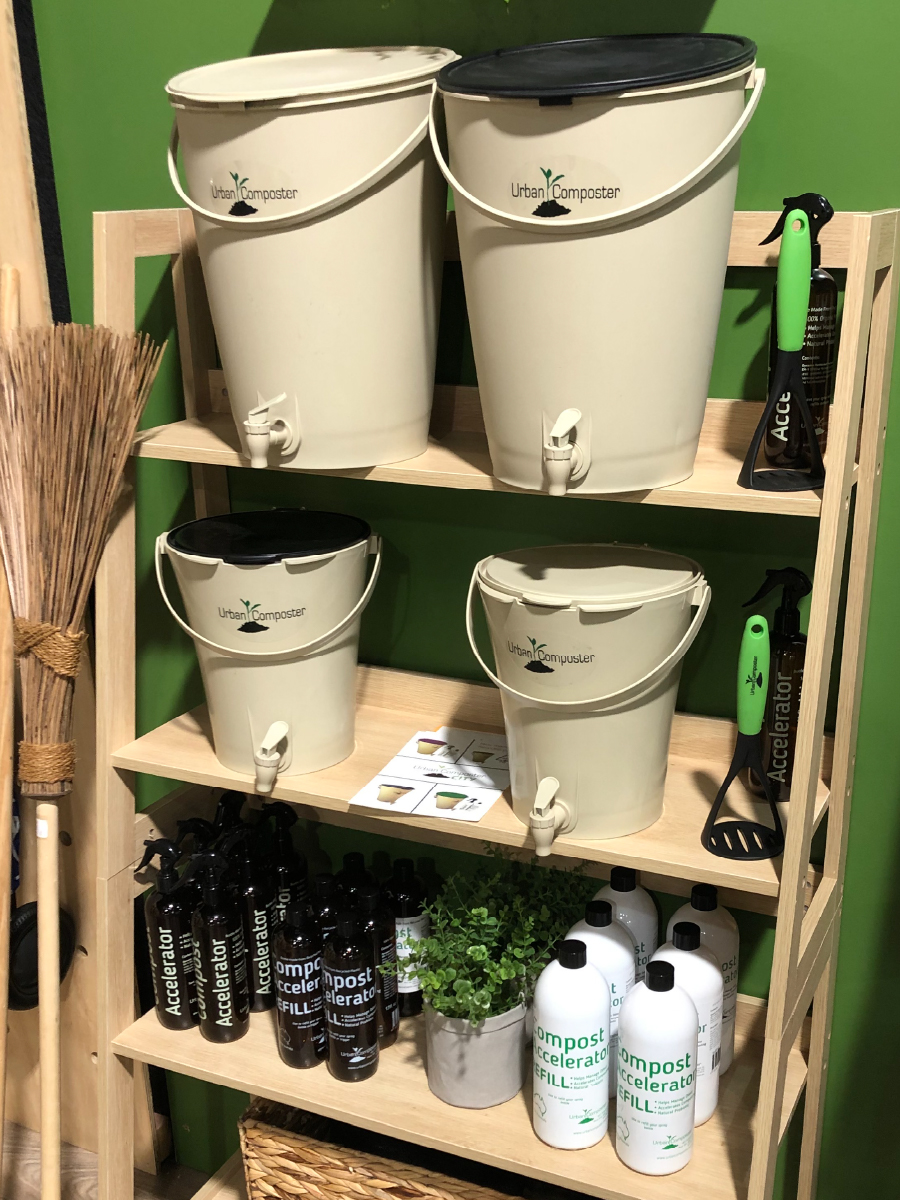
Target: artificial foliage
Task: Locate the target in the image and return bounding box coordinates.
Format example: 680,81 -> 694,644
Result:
399,854 -> 596,1024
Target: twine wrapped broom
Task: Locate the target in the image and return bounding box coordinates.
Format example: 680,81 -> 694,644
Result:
0,324 -> 164,796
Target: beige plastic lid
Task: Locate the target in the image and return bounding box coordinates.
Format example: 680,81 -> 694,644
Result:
167,47 -> 458,107
478,543 -> 703,609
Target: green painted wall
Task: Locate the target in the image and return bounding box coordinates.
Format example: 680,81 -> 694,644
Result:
28,0 -> 900,1194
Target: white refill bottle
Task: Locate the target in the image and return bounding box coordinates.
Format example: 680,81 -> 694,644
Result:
568,900 -> 635,1096
651,922 -> 723,1125
667,884 -> 739,1072
595,867 -> 659,984
615,960 -> 699,1176
532,939 -> 611,1149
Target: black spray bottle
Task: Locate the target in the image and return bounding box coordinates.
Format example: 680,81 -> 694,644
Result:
335,851 -> 374,903
323,911 -> 379,1081
137,839 -> 197,1031
185,852 -> 250,1043
314,872 -> 341,944
383,859 -> 429,1018
219,828 -> 275,1012
260,803 -> 309,927
356,885 -> 399,1048
762,194 -> 837,469
745,567 -> 813,801
174,818 -> 216,907
272,903 -> 327,1069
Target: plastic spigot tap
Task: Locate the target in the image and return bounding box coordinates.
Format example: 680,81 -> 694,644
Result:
543,408 -> 584,497
243,393 -> 298,469
253,721 -> 290,794
529,776 -> 571,857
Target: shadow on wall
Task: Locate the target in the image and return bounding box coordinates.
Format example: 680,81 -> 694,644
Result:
251,0 -> 720,59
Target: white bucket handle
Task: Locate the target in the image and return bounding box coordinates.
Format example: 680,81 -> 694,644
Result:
465,565 -> 711,711
429,68 -> 765,235
167,111 -> 430,231
155,533 -> 382,661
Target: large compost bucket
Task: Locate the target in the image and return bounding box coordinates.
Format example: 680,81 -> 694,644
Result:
166,46 -> 458,471
156,510 -> 381,794
466,545 -> 710,850
433,36 -> 764,495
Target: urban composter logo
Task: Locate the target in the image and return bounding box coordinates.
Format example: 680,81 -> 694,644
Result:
216,598 -> 308,633
506,634 -> 595,674
209,171 -> 299,217
510,165 -> 622,218
237,599 -> 268,633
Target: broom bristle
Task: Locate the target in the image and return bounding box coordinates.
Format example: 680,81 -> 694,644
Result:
0,323 -> 165,795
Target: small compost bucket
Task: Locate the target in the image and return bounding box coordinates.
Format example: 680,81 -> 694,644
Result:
467,544 -> 710,844
166,46 -> 458,471
433,35 -> 764,495
155,509 -> 381,793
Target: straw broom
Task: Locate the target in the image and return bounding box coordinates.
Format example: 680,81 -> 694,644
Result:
0,322 -> 164,1200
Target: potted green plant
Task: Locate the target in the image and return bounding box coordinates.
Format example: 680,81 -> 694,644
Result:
398,857 -> 594,1108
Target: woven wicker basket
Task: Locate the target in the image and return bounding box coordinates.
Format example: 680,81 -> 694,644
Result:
239,1099 -> 543,1200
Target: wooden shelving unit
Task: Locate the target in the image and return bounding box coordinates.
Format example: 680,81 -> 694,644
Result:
91,204 -> 900,1200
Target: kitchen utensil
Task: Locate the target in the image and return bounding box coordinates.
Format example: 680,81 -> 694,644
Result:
701,615 -> 785,859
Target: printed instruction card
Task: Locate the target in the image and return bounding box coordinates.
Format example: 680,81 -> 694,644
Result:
349,726 -> 509,823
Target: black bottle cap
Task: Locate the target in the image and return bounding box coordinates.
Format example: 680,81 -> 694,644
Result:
393,858 -> 415,880
283,902 -> 317,929
610,866 -> 636,892
558,939 -> 587,970
356,885 -> 381,913
691,883 -> 718,911
343,852 -> 365,875
673,921 -> 701,951
646,960 -> 675,992
316,872 -> 337,898
336,911 -> 360,937
585,900 -> 612,928
744,567 -> 812,637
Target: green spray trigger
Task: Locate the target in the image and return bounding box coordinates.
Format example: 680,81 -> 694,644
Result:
776,208 -> 812,352
737,615 -> 770,736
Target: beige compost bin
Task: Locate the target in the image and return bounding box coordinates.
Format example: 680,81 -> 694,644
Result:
432,35 -> 764,495
467,544 -> 710,850
166,47 -> 458,470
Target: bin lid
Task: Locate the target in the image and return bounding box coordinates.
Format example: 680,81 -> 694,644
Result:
437,34 -> 756,100
478,544 -> 703,609
167,47 -> 458,106
167,509 -> 370,565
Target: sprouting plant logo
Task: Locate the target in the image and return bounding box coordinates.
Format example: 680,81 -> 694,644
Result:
525,635 -> 554,674
577,1107 -> 599,1125
533,167 -> 571,219
745,653 -> 764,693
237,599 -> 269,634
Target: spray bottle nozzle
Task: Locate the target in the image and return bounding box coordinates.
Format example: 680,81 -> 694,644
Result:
744,567 -> 813,636
174,850 -> 232,904
212,790 -> 248,835
761,194 -> 834,261
174,817 -> 215,851
136,839 -> 182,892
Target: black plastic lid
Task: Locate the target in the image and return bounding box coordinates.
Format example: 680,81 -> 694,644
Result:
610,867 -> 636,892
585,900 -> 612,928
558,939 -> 587,969
646,960 -> 675,992
167,508 -> 370,566
393,858 -> 415,879
284,902 -> 317,929
691,883 -> 718,912
673,921 -> 701,951
336,911 -> 360,937
437,35 -> 756,101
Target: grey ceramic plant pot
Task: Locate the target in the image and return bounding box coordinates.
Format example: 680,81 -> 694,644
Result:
425,1003 -> 527,1108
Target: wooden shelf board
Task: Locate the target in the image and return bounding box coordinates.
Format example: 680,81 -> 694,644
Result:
113,999 -> 807,1200
113,666 -> 830,903
132,400 -> 834,518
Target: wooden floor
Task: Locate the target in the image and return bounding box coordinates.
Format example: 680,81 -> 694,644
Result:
0,1122 -> 210,1200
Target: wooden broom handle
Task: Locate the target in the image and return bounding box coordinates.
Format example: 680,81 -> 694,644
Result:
36,798 -> 60,1200
0,264 -> 18,1187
